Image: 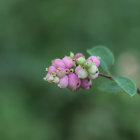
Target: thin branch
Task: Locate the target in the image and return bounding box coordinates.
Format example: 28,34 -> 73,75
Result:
99,73 -> 113,80
99,73 -> 140,94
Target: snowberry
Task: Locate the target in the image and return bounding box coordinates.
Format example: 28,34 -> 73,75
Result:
88,64 -> 98,75
75,65 -> 88,79
63,56 -> 73,69
74,53 -> 85,59
48,65 -> 56,74
81,78 -> 92,90
56,67 -> 66,78
77,57 -> 86,65
52,59 -> 65,68
58,75 -> 69,88
87,56 -> 100,67
88,71 -> 99,80
68,73 -> 81,91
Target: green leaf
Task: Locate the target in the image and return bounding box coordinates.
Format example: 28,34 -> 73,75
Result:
87,46 -> 114,74
98,81 -> 122,93
114,76 -> 137,96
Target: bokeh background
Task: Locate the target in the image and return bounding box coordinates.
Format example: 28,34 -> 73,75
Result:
1,0 -> 140,140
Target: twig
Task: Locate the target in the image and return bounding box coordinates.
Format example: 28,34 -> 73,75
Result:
99,73 -> 140,94
99,73 -> 113,80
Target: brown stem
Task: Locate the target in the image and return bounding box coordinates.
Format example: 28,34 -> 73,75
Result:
99,73 -> 140,94
99,73 -> 113,80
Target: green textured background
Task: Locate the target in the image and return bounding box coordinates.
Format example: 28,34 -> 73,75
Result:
1,0 -> 140,140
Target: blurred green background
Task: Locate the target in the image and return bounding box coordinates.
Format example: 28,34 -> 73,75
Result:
1,0 -> 140,140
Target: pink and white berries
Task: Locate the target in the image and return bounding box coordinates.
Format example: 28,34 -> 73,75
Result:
44,52 -> 101,91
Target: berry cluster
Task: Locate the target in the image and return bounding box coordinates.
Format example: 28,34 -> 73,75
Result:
44,52 -> 101,91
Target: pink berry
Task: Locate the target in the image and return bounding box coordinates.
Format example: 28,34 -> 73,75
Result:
68,73 -> 81,91
52,59 -> 65,68
87,56 -> 100,67
48,65 -> 56,74
58,75 -> 68,88
81,78 -> 92,90
63,56 -> 73,69
75,65 -> 88,79
56,67 -> 66,78
46,73 -> 51,79
74,53 -> 85,59
45,73 -> 54,82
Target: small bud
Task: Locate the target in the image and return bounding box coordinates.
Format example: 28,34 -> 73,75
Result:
52,59 -> 65,68
68,73 -> 81,91
84,60 -> 92,69
63,56 -> 73,69
56,67 -> 66,78
75,65 -> 88,79
43,77 -> 47,81
81,78 -> 92,90
58,75 -> 68,88
88,64 -> 98,75
77,57 -> 86,65
87,56 -> 100,67
70,52 -> 74,59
